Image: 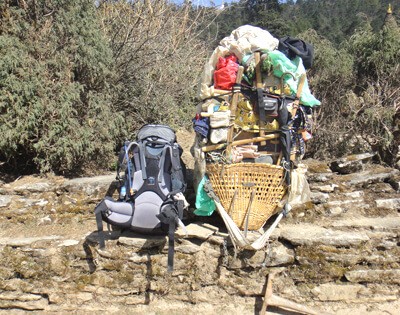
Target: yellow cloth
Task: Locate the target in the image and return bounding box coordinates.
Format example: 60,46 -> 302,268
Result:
234,99 -> 259,132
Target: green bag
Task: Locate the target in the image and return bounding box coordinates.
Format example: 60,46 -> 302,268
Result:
194,176 -> 216,216
268,50 -> 321,107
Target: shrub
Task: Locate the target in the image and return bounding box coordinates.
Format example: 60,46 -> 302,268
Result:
0,0 -> 123,175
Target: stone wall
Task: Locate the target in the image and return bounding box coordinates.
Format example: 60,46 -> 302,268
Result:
0,157 -> 399,314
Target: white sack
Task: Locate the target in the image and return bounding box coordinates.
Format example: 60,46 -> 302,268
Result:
288,164 -> 312,207
210,128 -> 228,144
210,110 -> 230,128
219,25 -> 279,62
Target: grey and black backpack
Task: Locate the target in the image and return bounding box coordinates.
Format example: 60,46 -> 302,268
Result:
94,124 -> 187,271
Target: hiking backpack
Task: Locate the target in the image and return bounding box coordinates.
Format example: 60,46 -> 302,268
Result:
94,124 -> 187,272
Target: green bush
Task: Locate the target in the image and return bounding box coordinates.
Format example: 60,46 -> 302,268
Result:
0,0 -> 123,175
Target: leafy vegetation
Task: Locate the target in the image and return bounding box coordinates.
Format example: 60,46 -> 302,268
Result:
0,0 -> 399,175
0,0 -> 123,175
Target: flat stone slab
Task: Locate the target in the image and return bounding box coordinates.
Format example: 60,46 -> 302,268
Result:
175,243 -> 201,254
13,182 -> 52,194
311,283 -> 365,301
0,292 -> 48,311
57,239 -> 80,247
62,174 -> 116,194
323,198 -> 365,211
175,222 -> 218,240
0,236 -> 62,247
345,269 -> 400,284
310,191 -> 329,204
330,216 -> 400,230
265,243 -> 295,266
118,232 -> 167,249
375,198 -> 400,210
330,153 -> 375,174
302,159 -> 332,173
278,224 -> 370,246
0,195 -> 12,208
63,174 -> 115,187
307,172 -> 334,183
311,283 -> 398,302
310,184 -> 338,193
338,167 -> 400,186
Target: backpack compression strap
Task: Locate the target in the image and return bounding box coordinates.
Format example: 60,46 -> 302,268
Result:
156,199 -> 185,272
138,137 -> 171,181
94,200 -> 107,248
166,144 -> 186,193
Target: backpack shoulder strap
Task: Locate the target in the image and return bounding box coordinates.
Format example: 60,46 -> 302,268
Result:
138,140 -> 148,180
169,143 -> 186,194
156,198 -> 186,272
157,145 -> 169,184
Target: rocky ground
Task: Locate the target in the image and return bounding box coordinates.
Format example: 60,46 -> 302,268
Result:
0,130 -> 399,314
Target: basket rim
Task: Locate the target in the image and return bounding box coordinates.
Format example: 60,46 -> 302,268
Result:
207,162 -> 285,170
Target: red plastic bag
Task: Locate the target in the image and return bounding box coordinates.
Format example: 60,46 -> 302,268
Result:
215,54 -> 238,70
214,55 -> 239,90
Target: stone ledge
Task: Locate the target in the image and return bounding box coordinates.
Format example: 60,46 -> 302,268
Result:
278,224 -> 370,246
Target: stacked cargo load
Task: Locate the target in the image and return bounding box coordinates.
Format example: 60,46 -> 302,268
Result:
192,25 -> 318,246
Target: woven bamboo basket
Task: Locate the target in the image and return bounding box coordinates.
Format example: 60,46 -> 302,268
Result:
207,163 -> 287,230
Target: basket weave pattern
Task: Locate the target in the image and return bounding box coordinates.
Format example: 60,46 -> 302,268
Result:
207,163 -> 286,230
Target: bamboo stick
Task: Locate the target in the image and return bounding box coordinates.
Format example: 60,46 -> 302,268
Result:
268,294 -> 328,315
291,73 -> 306,117
260,273 -> 274,315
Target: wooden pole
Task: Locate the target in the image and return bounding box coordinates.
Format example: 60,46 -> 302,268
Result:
291,73 -> 306,117
226,66 -> 244,158
260,272 -> 333,315
260,273 -> 274,315
268,294 -> 326,315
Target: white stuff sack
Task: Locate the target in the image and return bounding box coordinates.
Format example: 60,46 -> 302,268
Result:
210,110 -> 230,128
210,128 -> 228,144
219,25 -> 279,62
289,164 -> 311,207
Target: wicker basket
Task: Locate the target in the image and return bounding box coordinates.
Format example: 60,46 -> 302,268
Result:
207,163 -> 287,230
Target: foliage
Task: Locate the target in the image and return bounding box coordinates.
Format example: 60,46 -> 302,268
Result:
0,0 -> 123,175
98,0 -> 211,137
1,0 -> 399,175
346,16 -> 400,165
295,29 -> 356,160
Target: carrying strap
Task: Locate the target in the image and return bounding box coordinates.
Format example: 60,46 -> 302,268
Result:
157,143 -> 186,193
170,144 -> 186,192
156,199 -> 185,272
140,137 -> 172,182
158,147 -> 168,184
138,141 -> 147,180
119,141 -> 140,194
204,181 -> 288,251
94,200 -> 106,248
257,88 -> 266,122
167,217 -> 176,273
116,140 -> 130,180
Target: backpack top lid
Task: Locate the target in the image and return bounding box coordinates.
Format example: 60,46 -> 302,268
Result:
137,124 -> 176,144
